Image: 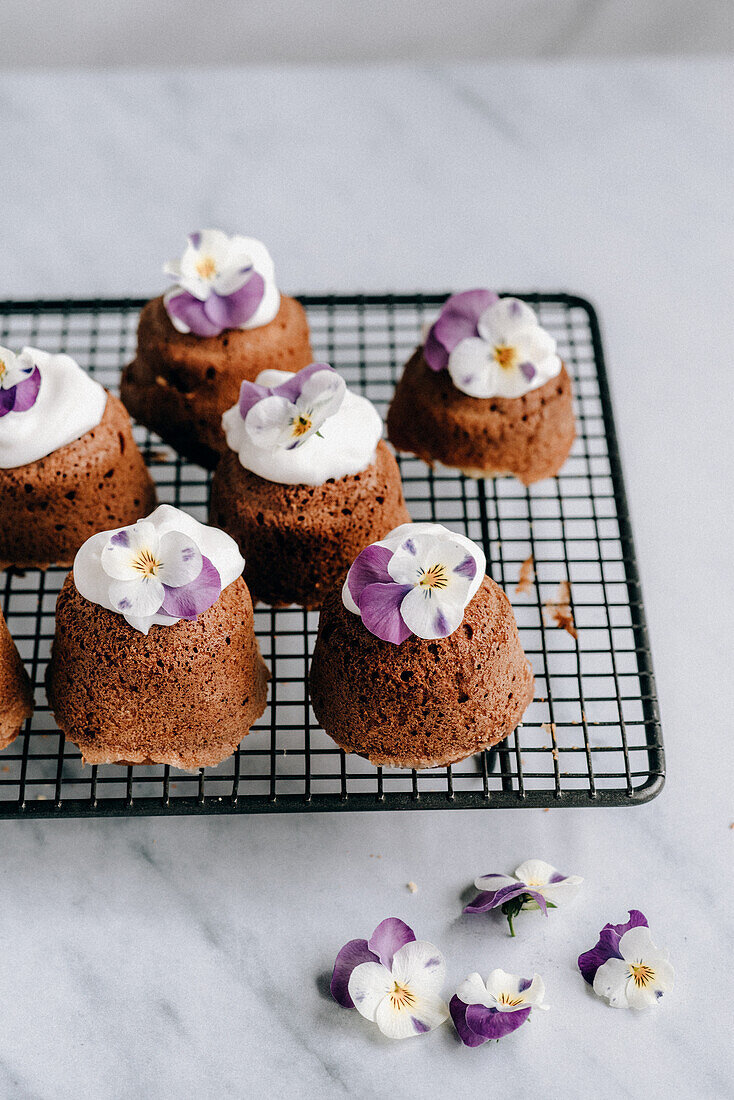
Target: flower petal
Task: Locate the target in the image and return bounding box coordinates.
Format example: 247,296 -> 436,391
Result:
465,1002 -> 531,1039
164,289 -> 223,337
160,557 -> 222,620
375,991 -> 448,1039
455,972 -> 492,1007
244,394 -> 298,450
202,273 -> 265,330
592,957 -> 633,1009
398,583 -> 467,640
9,365 -> 41,412
474,872 -> 520,892
578,910 -> 648,985
367,918 -> 416,971
271,363 -> 332,405
331,939 -> 380,1008
450,994 -> 488,1046
156,530 -> 203,588
297,367 -> 346,424
514,859 -> 557,887
346,544 -> 395,609
348,961 -> 393,1021
447,337 -> 497,399
108,577 -> 164,618
358,582 -> 414,644
477,297 -> 539,342
625,960 -> 675,1010
463,882 -> 529,914
424,290 -> 498,372
390,940 -> 446,997
617,925 -> 668,965
238,378 -> 272,420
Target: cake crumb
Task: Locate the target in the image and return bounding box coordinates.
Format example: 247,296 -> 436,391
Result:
148,449 -> 169,464
407,881 -> 418,894
515,555 -> 535,595
544,581 -> 578,640
543,808 -> 550,813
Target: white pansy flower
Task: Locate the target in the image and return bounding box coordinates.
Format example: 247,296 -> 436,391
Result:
100,519 -> 203,619
348,939 -> 449,1039
593,926 -> 675,1010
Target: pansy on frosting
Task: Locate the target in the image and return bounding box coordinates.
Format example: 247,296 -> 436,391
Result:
163,230 -> 280,337
0,346 -> 41,417
238,363 -> 346,451
331,917 -> 449,1039
74,505 -> 245,635
423,290 -> 562,400
343,522 -> 485,644
578,911 -> 674,1010
464,859 -> 583,936
451,969 -> 548,1046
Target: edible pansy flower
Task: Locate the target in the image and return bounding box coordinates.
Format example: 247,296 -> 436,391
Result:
450,969 -> 548,1046
423,291 -> 562,400
0,346 -> 41,418
99,518 -> 221,625
331,917 -> 448,1039
163,230 -> 280,337
238,363 -> 346,451
465,859 -> 583,936
343,522 -> 486,645
578,911 -> 674,1010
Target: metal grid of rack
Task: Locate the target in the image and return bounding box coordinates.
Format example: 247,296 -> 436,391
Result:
0,293 -> 664,817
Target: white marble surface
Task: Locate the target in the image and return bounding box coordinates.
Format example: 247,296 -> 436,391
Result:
1,58 -> 732,1098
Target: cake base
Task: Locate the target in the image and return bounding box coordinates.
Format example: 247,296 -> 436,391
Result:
0,611 -> 33,750
121,295 -> 313,469
0,393 -> 157,571
387,350 -> 575,486
209,440 -> 411,608
309,576 -> 534,769
47,575 -> 269,770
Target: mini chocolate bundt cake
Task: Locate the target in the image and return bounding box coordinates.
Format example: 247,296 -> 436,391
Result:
121,231 -> 313,468
0,611 -> 33,750
387,291 -> 575,485
46,505 -> 268,770
0,346 -> 156,570
210,364 -> 411,608
309,523 -> 533,769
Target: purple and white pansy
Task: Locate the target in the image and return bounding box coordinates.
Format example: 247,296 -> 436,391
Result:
578,911 -> 674,1010
331,917 -> 449,1039
163,230 -> 280,337
343,522 -> 485,645
423,290 -> 562,400
0,346 -> 41,417
238,363 -> 346,451
465,859 -> 583,936
450,969 -> 548,1046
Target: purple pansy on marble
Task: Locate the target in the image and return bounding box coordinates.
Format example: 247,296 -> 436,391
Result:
342,522 -> 486,645
578,911 -> 674,1010
331,917 -> 449,1039
163,230 -> 279,337
237,363 -> 346,451
451,969 -> 548,1047
99,518 -> 221,623
464,859 -> 583,936
0,346 -> 42,418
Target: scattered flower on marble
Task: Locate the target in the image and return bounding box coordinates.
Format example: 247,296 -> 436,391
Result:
238,363 -> 346,451
423,291 -> 562,400
0,346 -> 41,417
99,517 -> 221,622
578,910 -> 674,1010
464,859 -> 583,936
163,229 -> 278,336
451,969 -> 549,1046
331,917 -> 449,1039
344,524 -> 485,644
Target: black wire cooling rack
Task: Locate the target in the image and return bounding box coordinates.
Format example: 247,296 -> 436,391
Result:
0,293 -> 664,818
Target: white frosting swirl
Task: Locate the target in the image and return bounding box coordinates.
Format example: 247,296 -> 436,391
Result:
0,348 -> 107,470
74,505 -> 245,635
222,369 -> 383,486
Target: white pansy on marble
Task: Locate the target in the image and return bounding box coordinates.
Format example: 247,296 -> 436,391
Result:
578,911 -> 674,1010
465,859 -> 583,936
451,969 -> 549,1046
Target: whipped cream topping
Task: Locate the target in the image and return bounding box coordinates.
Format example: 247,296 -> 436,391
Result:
222,368 -> 383,486
74,505 -> 245,635
0,348 -> 107,470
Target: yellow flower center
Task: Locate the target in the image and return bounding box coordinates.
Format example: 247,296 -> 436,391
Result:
419,563 -> 448,591
196,255 -> 217,281
388,982 -> 417,1012
497,992 -> 525,1007
0,359 -> 6,382
494,344 -> 517,370
132,548 -> 161,578
291,414 -> 313,438
629,963 -> 655,988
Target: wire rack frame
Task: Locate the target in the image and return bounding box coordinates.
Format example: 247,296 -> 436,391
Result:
0,293 -> 664,818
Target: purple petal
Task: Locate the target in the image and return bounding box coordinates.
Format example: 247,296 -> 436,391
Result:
165,291 -> 223,337
520,361 -> 536,381
160,556 -> 222,620
330,938 -> 379,1008
578,910 -> 648,985
273,363 -> 333,405
367,918 -> 416,971
0,387 -> 16,417
463,883 -> 529,914
188,231 -> 202,249
238,378 -> 273,420
110,529 -> 130,548
434,609 -> 449,635
10,366 -> 41,412
412,1017 -> 431,1034
449,996 -> 488,1047
465,1003 -> 531,1040
202,272 -> 265,330
347,544 -> 395,606
453,554 -> 477,579
424,290 -> 499,372
359,582 -> 413,645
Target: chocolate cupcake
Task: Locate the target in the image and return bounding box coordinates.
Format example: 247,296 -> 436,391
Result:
0,610 -> 33,750
210,363 -> 411,608
388,292 -> 575,485
47,505 -> 268,770
309,523 -> 533,769
121,230 -> 313,468
0,346 -> 156,570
